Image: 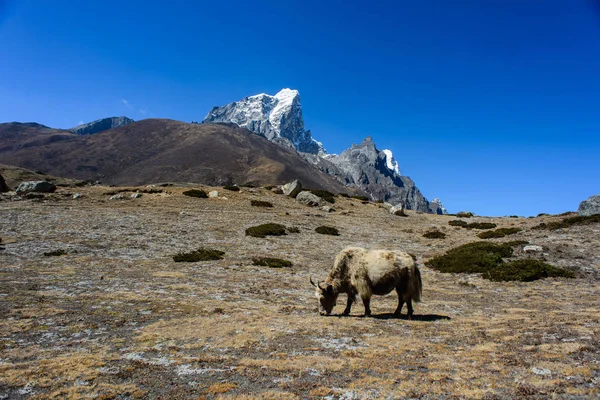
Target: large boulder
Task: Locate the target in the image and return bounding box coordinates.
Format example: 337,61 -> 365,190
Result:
389,204 -> 407,216
578,195 -> 600,216
0,174 -> 8,192
282,180 -> 302,198
295,191 -> 323,207
16,181 -> 56,194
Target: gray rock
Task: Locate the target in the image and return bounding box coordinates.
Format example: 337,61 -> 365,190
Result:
73,193 -> 82,199
578,195 -> 600,216
321,205 -> 335,213
0,174 -> 8,192
390,205 -> 407,216
16,181 -> 56,194
69,116 -> 134,135
296,191 -> 323,207
208,190 -> 219,198
130,193 -> 142,199
382,202 -> 394,210
282,180 -> 302,198
523,245 -> 543,253
109,194 -> 125,200
203,89 -> 325,154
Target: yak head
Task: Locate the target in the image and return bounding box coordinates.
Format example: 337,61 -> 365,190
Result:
310,277 -> 338,315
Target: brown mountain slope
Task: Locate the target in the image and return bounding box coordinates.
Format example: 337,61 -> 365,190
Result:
0,119 -> 353,191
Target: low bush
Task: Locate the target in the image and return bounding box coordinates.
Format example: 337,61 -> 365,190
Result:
484,260 -> 575,282
351,195 -> 369,201
315,226 -> 340,236
456,211 -> 474,218
44,249 -> 67,257
251,200 -> 273,208
183,189 -> 208,198
223,185 -> 240,192
286,226 -> 300,233
338,193 -> 350,198
448,220 -> 468,227
423,231 -> 446,239
465,222 -> 497,230
309,189 -> 336,203
533,214 -> 600,230
252,257 -> 293,268
173,248 -> 225,262
245,223 -> 287,238
506,240 -> 529,247
477,227 -> 521,239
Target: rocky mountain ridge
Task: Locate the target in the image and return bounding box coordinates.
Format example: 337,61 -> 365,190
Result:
69,116 -> 134,135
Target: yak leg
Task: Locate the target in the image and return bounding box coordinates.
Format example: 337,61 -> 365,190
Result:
361,296 -> 371,317
343,295 -> 354,315
407,299 -> 414,319
394,288 -> 404,316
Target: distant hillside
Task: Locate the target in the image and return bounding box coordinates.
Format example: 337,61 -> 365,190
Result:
0,163 -> 83,190
69,116 -> 134,135
0,119 -> 354,191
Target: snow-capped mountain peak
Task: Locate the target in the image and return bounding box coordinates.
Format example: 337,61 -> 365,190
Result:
381,149 -> 401,175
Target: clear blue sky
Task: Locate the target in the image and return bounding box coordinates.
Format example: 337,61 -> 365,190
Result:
1,0 -> 599,216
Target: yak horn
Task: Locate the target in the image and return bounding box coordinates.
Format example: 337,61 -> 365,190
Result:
310,277 -> 317,287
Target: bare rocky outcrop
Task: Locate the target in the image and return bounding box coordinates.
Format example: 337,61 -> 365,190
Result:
578,195 -> 600,216
16,181 -> 56,194
69,116 -> 134,135
295,191 -> 323,207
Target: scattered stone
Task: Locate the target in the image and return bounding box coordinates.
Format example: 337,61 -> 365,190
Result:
295,191 -> 323,207
0,173 -> 8,192
523,245 -> 543,253
130,193 -> 143,199
578,194 -> 600,216
282,180 -> 302,198
531,367 -> 551,376
16,181 -> 56,194
109,194 -> 125,200
73,193 -> 82,199
321,205 -> 335,213
208,191 -> 219,198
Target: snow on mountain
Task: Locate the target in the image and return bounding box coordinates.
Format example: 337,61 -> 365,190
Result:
429,198 -> 448,215
381,149 -> 401,175
203,89 -> 325,155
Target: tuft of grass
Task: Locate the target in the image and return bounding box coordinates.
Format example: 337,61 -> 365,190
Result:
286,226 -> 300,233
315,226 -> 340,236
448,220 -> 468,227
533,214 -> 600,230
252,257 -> 293,268
182,189 -> 208,198
173,248 -> 225,262
426,242 -> 514,274
223,185 -> 240,192
245,223 -> 287,238
308,189 -> 336,203
456,211 -> 474,218
465,222 -> 497,230
250,200 -> 273,208
44,249 -> 67,257
423,231 -> 446,239
478,227 -> 521,239
484,260 -> 575,282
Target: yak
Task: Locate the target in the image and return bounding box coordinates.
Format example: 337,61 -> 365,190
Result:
310,247 -> 422,317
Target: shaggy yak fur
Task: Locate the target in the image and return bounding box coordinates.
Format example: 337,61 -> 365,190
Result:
311,247 -> 422,317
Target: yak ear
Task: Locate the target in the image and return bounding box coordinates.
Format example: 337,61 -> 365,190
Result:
326,284 -> 334,294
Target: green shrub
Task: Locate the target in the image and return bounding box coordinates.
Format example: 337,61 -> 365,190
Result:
423,231 -> 446,239
338,193 -> 350,198
506,240 -> 529,247
309,189 -> 336,203
252,257 -> 293,268
351,195 -> 369,201
484,260 -> 575,282
448,220 -> 468,227
241,182 -> 259,188
537,213 -> 550,217
173,248 -> 224,262
533,214 -> 600,230
315,226 -> 340,236
251,200 -> 273,208
223,185 -> 240,192
44,249 -> 67,257
245,223 -> 287,238
509,215 -> 519,218
426,242 -> 514,274
183,189 -> 208,198
465,222 -> 497,230
286,226 -> 300,233
456,211 -> 474,218
477,227 -> 521,239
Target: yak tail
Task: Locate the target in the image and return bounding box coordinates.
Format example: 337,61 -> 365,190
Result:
411,264 -> 422,303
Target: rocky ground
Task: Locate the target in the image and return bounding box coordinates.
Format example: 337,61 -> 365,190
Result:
1,185 -> 599,399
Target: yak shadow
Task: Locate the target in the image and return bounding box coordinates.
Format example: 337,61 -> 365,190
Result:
333,313 -> 451,322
